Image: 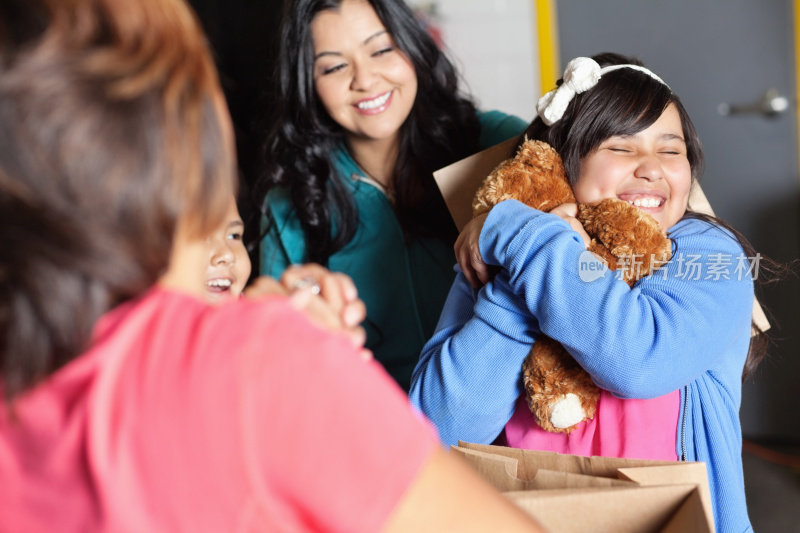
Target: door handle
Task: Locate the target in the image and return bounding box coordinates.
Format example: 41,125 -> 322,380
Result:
718,88 -> 789,117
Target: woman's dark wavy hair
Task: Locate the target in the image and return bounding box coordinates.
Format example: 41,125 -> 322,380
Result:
254,0 -> 480,264
522,52 -> 781,380
0,0 -> 235,399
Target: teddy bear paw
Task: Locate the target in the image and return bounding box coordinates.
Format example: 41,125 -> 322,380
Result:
550,393 -> 586,429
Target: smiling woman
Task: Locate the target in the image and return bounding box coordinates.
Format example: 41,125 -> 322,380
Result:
311,0 -> 418,166
254,0 -> 529,391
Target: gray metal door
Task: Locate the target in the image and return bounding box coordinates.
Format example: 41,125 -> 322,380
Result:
557,0 -> 800,441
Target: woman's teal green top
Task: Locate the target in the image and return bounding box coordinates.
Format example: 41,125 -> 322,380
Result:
260,110 -> 527,391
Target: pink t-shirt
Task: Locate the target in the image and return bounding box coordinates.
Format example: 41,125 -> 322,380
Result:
0,288 -> 437,533
504,389 -> 680,461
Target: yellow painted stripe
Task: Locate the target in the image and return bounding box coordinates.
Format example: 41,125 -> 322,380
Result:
795,0 -> 800,179
535,0 -> 560,94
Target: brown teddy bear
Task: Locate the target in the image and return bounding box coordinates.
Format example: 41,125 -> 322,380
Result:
472,139 -> 673,433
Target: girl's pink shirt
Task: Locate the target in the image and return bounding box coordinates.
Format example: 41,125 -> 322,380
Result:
0,287 -> 437,532
504,390 -> 680,461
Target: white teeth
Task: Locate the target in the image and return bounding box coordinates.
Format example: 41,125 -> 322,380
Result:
627,197 -> 662,208
207,278 -> 232,289
357,91 -> 391,110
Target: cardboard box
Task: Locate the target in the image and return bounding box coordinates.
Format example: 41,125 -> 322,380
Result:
433,138 -> 769,333
453,442 -> 714,533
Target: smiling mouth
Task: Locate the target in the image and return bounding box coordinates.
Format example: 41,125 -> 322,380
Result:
627,197 -> 663,208
618,193 -> 665,209
356,91 -> 391,111
207,278 -> 233,293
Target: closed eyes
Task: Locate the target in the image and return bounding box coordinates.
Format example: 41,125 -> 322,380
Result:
371,46 -> 394,57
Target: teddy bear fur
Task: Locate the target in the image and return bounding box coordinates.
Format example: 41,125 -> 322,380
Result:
472,139 -> 672,433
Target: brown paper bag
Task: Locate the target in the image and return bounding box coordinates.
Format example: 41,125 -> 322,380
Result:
453,442 -> 714,533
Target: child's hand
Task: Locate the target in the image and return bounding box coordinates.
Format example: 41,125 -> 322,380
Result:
455,213 -> 490,288
551,203 -> 590,248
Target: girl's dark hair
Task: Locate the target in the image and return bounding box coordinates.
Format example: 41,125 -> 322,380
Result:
254,0 -> 480,264
0,0 -> 235,398
522,53 -> 704,184
524,52 -> 778,380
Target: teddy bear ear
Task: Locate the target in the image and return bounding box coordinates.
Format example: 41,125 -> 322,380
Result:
472,139 -> 574,218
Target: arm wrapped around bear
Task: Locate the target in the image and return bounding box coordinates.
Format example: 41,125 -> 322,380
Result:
472,139 -> 672,432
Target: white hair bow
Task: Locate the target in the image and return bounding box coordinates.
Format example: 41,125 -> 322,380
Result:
536,57 -> 669,126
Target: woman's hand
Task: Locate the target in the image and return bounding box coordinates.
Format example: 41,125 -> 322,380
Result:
281,263 -> 367,334
244,265 -> 370,359
550,203 -> 590,248
454,213 -> 491,288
